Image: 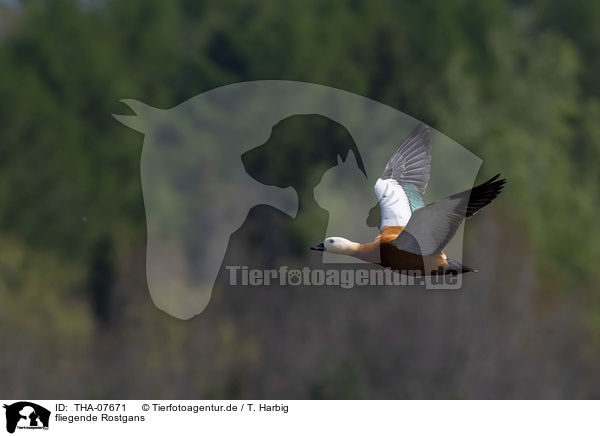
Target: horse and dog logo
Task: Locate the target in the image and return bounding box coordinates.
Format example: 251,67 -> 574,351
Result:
114,80 -> 484,320
3,402 -> 50,433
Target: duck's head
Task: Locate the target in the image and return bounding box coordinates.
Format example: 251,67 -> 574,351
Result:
310,237 -> 360,255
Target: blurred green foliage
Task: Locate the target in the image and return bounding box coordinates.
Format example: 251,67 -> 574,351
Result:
1,0 -> 598,285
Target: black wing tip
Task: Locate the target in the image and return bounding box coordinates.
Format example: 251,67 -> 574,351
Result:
480,173 -> 507,191
482,173 -> 506,185
465,173 -> 506,217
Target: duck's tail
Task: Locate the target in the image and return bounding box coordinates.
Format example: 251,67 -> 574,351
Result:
446,258 -> 478,275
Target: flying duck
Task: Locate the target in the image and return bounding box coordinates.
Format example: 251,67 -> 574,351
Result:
311,123 -> 506,275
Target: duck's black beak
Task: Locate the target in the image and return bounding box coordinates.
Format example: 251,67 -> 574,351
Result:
310,242 -> 325,251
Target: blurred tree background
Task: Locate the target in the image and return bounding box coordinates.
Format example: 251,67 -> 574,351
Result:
0,0 -> 599,398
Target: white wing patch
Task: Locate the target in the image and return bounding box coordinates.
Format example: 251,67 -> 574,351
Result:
374,178 -> 411,227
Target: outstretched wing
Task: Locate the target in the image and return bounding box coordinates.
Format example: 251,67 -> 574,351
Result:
381,122 -> 432,194
392,174 -> 506,255
374,123 -> 432,227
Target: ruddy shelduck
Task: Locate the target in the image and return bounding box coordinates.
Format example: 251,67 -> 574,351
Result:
311,123 -> 506,275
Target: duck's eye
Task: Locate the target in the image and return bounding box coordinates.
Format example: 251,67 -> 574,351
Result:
328,239 -> 334,244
